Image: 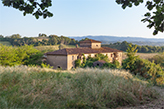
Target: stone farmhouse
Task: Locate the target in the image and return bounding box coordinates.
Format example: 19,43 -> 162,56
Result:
45,39 -> 123,70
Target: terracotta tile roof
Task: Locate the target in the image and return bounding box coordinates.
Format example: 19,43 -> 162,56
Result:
79,39 -> 101,43
46,47 -> 122,55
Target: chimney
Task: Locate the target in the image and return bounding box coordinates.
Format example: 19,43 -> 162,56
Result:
76,44 -> 79,48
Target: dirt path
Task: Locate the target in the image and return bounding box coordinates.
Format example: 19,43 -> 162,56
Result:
122,86 -> 164,109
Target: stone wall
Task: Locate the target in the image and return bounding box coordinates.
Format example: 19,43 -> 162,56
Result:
80,42 -> 91,48
80,42 -> 101,48
67,54 -> 78,70
46,55 -> 67,70
91,43 -> 101,48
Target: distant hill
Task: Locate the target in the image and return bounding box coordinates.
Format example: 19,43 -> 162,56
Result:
69,36 -> 164,46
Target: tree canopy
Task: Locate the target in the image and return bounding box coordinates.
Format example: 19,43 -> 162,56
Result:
1,0 -> 164,35
2,0 -> 53,19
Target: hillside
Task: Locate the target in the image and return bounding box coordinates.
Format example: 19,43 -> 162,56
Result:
69,36 -> 164,46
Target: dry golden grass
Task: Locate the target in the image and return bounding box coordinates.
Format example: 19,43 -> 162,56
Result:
0,66 -> 158,108
35,45 -> 75,53
122,52 -> 159,60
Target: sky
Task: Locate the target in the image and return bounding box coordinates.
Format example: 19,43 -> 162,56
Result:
0,0 -> 163,38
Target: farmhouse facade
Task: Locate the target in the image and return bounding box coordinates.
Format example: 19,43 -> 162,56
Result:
45,39 -> 123,70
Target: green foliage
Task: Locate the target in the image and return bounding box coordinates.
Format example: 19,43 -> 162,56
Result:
102,62 -> 116,68
79,38 -> 89,41
148,53 -> 164,67
95,53 -> 109,62
76,53 -> 116,69
2,0 -> 53,19
0,45 -> 18,66
123,44 -> 164,85
123,44 -> 139,72
113,60 -> 120,68
0,34 -> 78,46
82,54 -> 86,64
116,0 -> 164,35
58,43 -> 64,50
0,45 -> 42,66
75,59 -> 81,68
41,63 -> 53,68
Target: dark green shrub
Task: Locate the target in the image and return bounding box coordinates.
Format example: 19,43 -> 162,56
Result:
113,60 -> 120,68
75,59 -> 81,68
102,63 -> 116,68
95,53 -> 109,62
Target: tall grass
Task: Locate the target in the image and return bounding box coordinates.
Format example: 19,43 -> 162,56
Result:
0,66 -> 158,108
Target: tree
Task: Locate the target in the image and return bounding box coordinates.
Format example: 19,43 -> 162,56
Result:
116,0 -> 164,35
2,0 -> 53,19
122,44 -> 139,73
0,35 -> 4,38
58,43 -> 64,50
10,34 -> 21,38
1,0 -> 163,35
38,33 -> 47,37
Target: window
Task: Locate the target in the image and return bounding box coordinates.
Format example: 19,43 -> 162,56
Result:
111,54 -> 113,57
96,45 -> 98,47
72,56 -> 74,60
58,66 -> 61,68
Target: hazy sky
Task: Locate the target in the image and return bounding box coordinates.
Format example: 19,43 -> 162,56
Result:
0,0 -> 163,38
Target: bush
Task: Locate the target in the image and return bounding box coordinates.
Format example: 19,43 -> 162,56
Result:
123,44 -> 164,85
148,53 -> 164,67
0,45 -> 43,66
102,62 -> 116,68
113,60 -> 120,68
75,59 -> 81,68
41,63 -> 53,68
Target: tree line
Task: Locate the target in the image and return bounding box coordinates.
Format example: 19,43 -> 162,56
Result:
102,41 -> 164,53
1,34 -> 164,53
0,34 -> 78,46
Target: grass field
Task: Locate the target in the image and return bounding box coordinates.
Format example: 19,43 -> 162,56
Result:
0,66 -> 158,108
0,41 -> 11,46
122,52 -> 159,60
35,45 -> 75,53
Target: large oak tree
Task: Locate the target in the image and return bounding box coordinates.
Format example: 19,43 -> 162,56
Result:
1,0 -> 164,35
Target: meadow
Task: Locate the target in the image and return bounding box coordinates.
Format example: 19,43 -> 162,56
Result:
0,66 -> 158,108
122,52 -> 158,60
